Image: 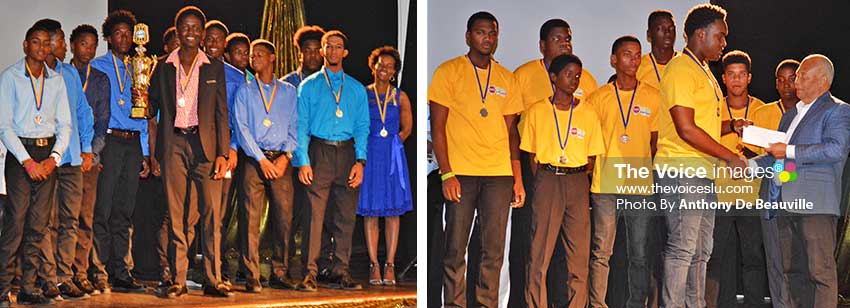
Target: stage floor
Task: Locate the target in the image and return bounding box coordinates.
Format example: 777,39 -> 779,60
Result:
15,282 -> 417,308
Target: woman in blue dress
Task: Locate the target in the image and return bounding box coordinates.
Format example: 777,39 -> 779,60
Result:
357,46 -> 413,286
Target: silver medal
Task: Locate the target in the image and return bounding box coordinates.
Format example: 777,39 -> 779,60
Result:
177,97 -> 186,108
380,127 -> 388,138
620,134 -> 630,144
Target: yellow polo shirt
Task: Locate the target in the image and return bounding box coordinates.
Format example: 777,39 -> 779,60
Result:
752,101 -> 786,131
654,49 -> 724,178
520,99 -> 604,167
514,58 -> 599,110
428,55 -> 524,176
720,96 -> 765,154
637,52 -> 678,90
587,82 -> 659,194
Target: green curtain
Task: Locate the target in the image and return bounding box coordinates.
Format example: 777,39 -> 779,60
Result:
260,0 -> 306,77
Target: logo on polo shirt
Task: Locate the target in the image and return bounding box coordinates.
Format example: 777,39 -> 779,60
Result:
570,127 -> 586,139
633,105 -> 652,117
488,85 -> 507,97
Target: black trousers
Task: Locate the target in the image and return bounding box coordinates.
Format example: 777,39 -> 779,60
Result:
427,170 -> 445,307
40,165 -> 84,284
443,175 -> 513,308
92,134 -> 142,281
303,139 -> 359,276
238,153 -> 294,281
0,141 -> 57,295
161,133 -> 223,286
705,211 -> 768,308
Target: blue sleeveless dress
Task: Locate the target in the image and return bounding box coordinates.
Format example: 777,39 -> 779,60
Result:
357,88 -> 413,217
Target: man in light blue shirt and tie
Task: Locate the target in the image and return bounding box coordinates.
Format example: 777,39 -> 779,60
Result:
294,30 -> 369,292
0,23 -> 72,306
233,39 -> 298,292
33,18 -> 95,301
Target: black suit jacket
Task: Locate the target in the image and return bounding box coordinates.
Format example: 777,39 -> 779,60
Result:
148,52 -> 229,163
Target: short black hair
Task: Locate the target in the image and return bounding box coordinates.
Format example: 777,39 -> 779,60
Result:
684,4 -> 727,38
612,35 -> 641,55
225,32 -> 250,52
33,19 -> 62,36
174,5 -> 207,28
648,10 -> 674,29
250,39 -> 275,55
775,59 -> 800,76
102,10 -> 136,40
162,26 -> 176,45
607,74 -> 618,83
368,46 -> 402,72
292,25 -> 326,50
204,20 -> 229,36
466,11 -> 498,32
321,30 -> 348,48
722,50 -> 751,72
71,24 -> 98,43
539,19 -> 570,41
25,24 -> 49,41
549,53 -> 582,76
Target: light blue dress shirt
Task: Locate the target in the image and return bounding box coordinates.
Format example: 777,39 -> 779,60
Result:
53,61 -> 94,166
233,76 -> 298,162
90,51 -> 149,156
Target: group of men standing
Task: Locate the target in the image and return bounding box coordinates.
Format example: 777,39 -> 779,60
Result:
430,3 -> 849,308
0,5 -> 376,306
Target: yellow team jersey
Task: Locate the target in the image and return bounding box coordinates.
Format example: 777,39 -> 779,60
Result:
752,100 -> 787,131
520,98 -> 604,168
428,55 -> 524,176
636,51 -> 677,90
654,48 -> 724,178
587,82 -> 660,195
514,58 -> 599,110
719,96 -> 765,154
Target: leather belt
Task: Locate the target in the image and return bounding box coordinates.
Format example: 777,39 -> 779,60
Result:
262,149 -> 284,161
174,126 -> 199,135
20,137 -> 54,147
107,128 -> 140,139
310,137 -> 353,147
539,164 -> 587,175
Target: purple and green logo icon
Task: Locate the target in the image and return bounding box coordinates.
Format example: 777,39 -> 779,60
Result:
773,161 -> 797,183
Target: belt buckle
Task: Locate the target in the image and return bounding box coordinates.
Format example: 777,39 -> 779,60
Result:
554,166 -> 566,176
35,138 -> 48,147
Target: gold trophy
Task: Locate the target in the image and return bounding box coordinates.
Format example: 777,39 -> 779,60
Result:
128,23 -> 157,119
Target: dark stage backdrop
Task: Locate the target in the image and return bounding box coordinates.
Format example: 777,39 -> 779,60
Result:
711,0 -> 850,102
109,0 -> 417,281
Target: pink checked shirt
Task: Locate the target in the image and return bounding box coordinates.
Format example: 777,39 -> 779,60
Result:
165,48 -> 210,128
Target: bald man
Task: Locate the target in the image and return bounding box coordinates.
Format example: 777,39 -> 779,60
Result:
749,54 -> 850,308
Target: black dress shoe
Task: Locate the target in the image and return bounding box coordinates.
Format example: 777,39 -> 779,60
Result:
316,267 -> 333,283
161,267 -> 173,285
41,283 -> 62,301
297,273 -> 318,292
203,283 -> 234,297
73,277 -> 96,295
0,294 -> 9,308
58,280 -> 89,299
158,283 -> 188,299
269,275 -> 297,290
16,291 -> 54,305
329,272 -> 362,290
245,279 -> 262,293
112,277 -> 145,293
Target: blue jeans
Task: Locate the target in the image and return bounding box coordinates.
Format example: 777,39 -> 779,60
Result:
656,174 -> 716,308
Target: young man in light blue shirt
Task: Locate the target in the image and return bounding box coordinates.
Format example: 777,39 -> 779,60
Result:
0,23 -> 72,306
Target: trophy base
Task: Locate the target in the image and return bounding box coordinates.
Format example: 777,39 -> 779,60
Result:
130,106 -> 148,119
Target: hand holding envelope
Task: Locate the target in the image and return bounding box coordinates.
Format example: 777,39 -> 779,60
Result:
742,125 -> 788,158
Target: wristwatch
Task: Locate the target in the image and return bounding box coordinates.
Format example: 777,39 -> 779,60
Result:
356,159 -> 367,166
50,151 -> 62,166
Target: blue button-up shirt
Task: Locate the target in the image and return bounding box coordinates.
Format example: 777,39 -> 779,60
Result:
0,58 -> 72,163
77,64 -> 111,165
53,62 -> 94,166
280,68 -> 307,88
233,76 -> 298,162
293,67 -> 369,167
91,51 -> 149,156
225,62 -> 254,151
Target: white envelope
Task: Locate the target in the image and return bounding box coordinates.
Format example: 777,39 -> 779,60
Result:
742,125 -> 787,148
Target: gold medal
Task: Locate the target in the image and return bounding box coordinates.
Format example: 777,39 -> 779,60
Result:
34,114 -> 43,125
336,107 -> 344,118
380,127 -> 388,138
323,68 -> 345,119
256,77 -> 278,128
480,107 -> 488,117
119,98 -> 125,106
559,155 -> 568,164
177,97 -> 185,107
263,118 -> 272,127
620,134 -> 630,144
